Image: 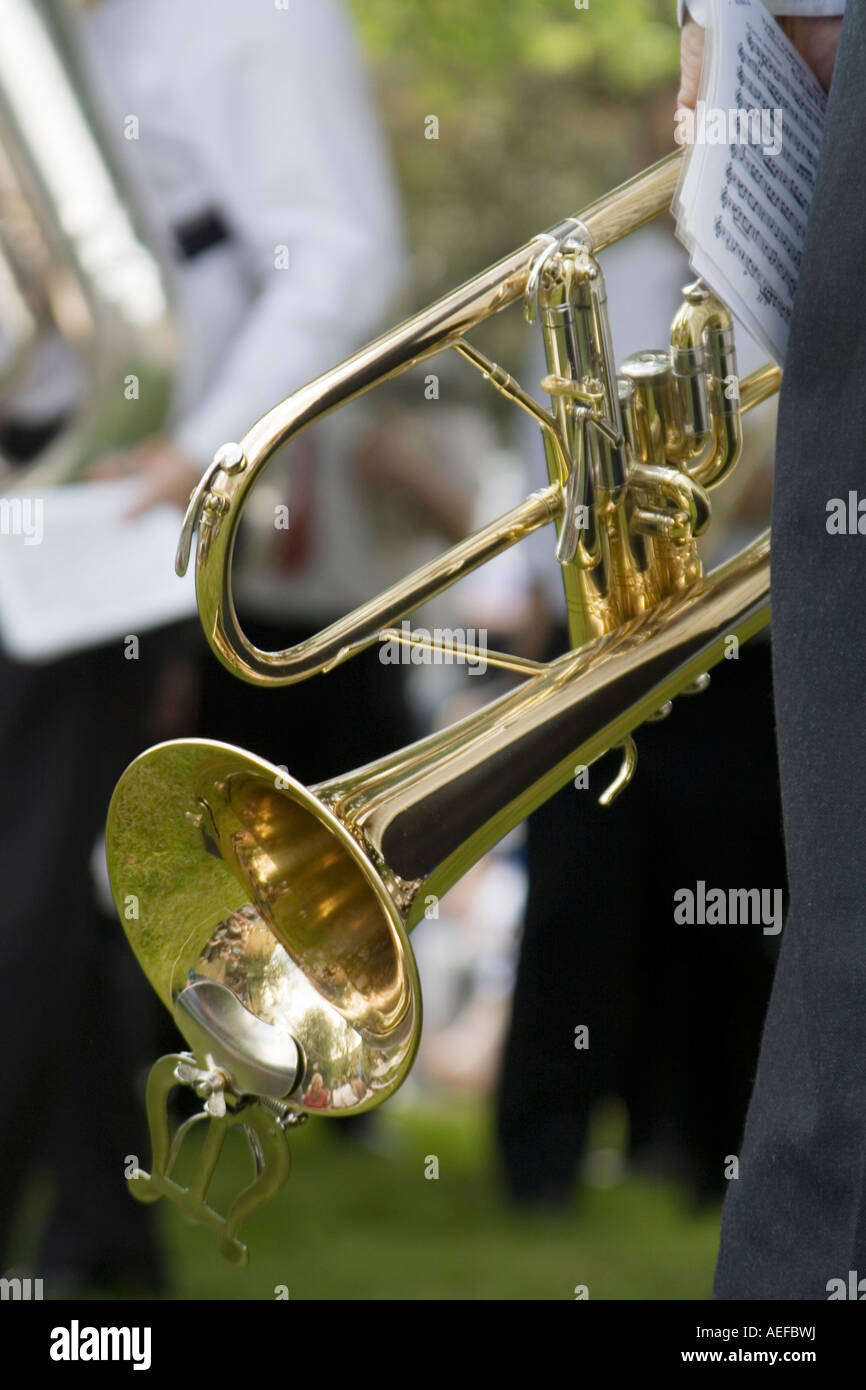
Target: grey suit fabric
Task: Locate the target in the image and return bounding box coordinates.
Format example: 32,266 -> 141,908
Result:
715,2 -> 866,1299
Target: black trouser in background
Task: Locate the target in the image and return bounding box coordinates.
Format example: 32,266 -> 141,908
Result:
715,3 -> 866,1300
496,635 -> 785,1208
0,632 -> 178,1286
197,614 -> 417,784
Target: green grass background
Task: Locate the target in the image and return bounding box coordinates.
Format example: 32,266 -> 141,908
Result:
156,1097 -> 720,1301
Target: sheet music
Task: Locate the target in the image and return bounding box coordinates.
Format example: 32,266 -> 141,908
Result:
673,0 -> 827,365
0,479 -> 196,662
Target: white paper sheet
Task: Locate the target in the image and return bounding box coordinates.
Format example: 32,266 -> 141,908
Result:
673,0 -> 827,365
0,478 -> 196,662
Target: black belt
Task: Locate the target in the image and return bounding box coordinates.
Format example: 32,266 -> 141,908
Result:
0,414 -> 68,466
173,207 -> 232,262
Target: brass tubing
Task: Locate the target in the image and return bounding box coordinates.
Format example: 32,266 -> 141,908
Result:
317,529 -> 770,920
739,362 -> 783,413
212,484 -> 563,683
184,153 -> 686,684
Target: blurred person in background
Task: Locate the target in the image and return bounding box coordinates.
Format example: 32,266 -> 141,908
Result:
493,91 -> 787,1211
0,0 -> 406,1292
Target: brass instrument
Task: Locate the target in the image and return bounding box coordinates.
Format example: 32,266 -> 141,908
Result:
0,0 -> 175,486
106,150 -> 780,1263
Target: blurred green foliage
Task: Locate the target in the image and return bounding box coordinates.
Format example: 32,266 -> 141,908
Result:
347,0 -> 681,306
350,0 -> 678,99
342,0 -> 682,397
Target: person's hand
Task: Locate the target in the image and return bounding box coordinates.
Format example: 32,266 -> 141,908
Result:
86,437 -> 202,517
678,12 -> 842,112
678,16 -> 705,111
777,16 -> 842,93
355,412 -> 473,541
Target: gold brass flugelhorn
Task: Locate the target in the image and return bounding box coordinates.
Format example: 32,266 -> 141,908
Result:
106,150 -> 781,1263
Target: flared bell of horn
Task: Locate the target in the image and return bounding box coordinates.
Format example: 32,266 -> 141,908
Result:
107,738 -> 421,1113
106,531 -> 770,1118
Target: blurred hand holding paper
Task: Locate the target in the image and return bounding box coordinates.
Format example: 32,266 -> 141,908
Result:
0,478 -> 196,662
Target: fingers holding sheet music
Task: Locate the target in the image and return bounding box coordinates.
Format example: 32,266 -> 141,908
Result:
679,16 -> 706,110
